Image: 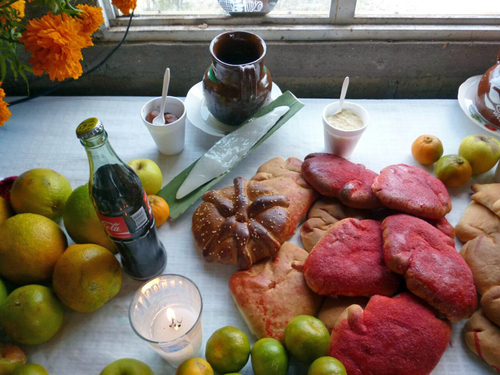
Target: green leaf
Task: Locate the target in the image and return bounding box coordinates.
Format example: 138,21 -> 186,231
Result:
0,55 -> 6,81
157,91 -> 304,220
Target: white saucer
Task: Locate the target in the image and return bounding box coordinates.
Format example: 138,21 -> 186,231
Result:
185,82 -> 282,137
457,75 -> 500,137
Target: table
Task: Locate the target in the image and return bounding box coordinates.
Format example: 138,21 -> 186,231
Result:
0,96 -> 496,375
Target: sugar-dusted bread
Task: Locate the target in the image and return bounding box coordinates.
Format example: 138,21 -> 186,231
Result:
471,183 -> 500,217
456,201 -> 500,243
383,214 -> 477,322
372,164 -> 451,219
304,218 -> 401,297
251,157 -> 317,237
460,232 -> 500,327
318,296 -> 370,333
329,293 -> 452,375
300,197 -> 373,252
301,153 -> 382,209
192,177 -> 291,269
229,242 -> 323,343
464,309 -> 500,373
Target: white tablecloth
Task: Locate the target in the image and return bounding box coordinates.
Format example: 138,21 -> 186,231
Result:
0,96 -> 496,375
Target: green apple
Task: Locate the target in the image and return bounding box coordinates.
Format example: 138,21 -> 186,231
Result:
458,134 -> 500,175
100,358 -> 153,375
0,278 -> 7,306
127,159 -> 163,195
0,343 -> 27,375
12,364 -> 48,375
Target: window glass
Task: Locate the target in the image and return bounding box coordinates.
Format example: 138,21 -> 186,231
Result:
356,0 -> 500,17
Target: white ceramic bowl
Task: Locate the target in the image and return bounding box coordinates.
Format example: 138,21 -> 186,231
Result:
322,101 -> 369,159
141,97 -> 186,155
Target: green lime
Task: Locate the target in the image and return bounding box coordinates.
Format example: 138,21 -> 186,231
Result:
0,285 -> 64,345
0,277 -> 7,305
308,356 -> 347,375
205,326 -> 250,374
284,315 -> 330,363
435,155 -> 472,187
251,338 -> 288,375
12,363 -> 49,375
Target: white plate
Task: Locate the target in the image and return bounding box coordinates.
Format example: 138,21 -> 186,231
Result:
457,75 -> 500,137
185,81 -> 282,137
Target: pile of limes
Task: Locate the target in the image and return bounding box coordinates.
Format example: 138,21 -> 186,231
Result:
176,316 -> 347,375
411,134 -> 500,187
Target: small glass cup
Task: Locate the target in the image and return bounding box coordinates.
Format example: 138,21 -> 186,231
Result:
129,274 -> 203,368
322,101 -> 369,159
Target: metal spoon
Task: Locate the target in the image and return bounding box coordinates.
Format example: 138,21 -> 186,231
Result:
153,67 -> 171,125
335,76 -> 349,115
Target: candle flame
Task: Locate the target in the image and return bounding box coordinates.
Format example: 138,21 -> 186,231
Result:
167,308 -> 179,331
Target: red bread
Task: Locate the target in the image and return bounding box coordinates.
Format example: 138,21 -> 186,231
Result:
329,293 -> 452,375
301,153 -> 382,209
372,164 -> 451,219
304,218 -> 401,297
382,214 -> 477,322
229,242 -> 323,343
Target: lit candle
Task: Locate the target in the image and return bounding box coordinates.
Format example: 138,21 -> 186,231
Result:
129,275 -> 203,368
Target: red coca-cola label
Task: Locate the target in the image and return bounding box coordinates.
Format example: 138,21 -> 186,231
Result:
97,213 -> 132,239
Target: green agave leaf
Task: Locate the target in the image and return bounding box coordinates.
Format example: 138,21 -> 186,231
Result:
158,91 -> 304,220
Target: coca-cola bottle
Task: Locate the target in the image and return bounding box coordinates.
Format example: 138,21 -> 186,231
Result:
76,117 -> 167,280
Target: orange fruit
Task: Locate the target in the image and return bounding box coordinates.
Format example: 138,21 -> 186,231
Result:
10,168 -> 72,222
435,154 -> 472,187
0,285 -> 64,345
308,356 -> 347,375
176,358 -> 214,375
0,196 -> 13,226
411,135 -> 444,165
251,338 -> 288,375
148,195 -> 169,227
63,185 -> 118,254
284,315 -> 330,363
52,244 -> 122,313
205,326 -> 250,374
0,213 -> 67,284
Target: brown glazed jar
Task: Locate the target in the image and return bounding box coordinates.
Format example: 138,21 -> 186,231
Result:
202,31 -> 273,126
474,51 -> 500,129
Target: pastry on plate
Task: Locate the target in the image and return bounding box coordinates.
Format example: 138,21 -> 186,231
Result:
329,293 -> 452,375
229,242 -> 323,343
318,296 -> 370,333
251,157 -> 317,237
456,201 -> 500,243
464,309 -> 500,373
301,153 -> 382,209
471,183 -> 500,217
372,164 -> 451,219
304,218 -> 401,297
192,177 -> 290,269
383,214 -> 477,322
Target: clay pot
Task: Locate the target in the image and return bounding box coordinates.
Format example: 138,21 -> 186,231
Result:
202,31 -> 273,126
474,51 -> 500,129
217,0 -> 278,16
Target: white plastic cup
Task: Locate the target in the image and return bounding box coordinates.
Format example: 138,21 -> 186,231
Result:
141,97 -> 186,155
322,101 -> 369,159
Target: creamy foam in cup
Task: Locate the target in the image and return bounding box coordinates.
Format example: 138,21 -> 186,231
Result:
326,109 -> 363,130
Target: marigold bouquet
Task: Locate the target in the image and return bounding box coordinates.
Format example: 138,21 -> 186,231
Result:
0,0 -> 136,125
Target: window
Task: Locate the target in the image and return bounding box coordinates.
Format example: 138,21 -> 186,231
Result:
98,0 -> 500,41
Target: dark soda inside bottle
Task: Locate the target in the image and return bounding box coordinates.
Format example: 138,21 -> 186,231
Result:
91,163 -> 167,280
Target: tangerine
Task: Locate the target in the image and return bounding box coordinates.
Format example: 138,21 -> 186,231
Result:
284,315 -> 330,364
251,338 -> 288,375
308,356 -> 347,375
148,195 -> 169,227
176,358 -> 214,375
435,154 -> 472,187
205,326 -> 250,374
411,135 -> 444,165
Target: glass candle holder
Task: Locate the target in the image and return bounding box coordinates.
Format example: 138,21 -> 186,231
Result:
129,274 -> 203,368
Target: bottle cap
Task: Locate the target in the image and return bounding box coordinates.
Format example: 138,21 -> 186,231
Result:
76,117 -> 104,139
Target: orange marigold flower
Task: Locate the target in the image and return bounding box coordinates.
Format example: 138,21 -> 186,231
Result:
20,13 -> 93,81
0,84 -> 11,126
0,0 -> 25,23
112,0 -> 136,16
76,4 -> 103,35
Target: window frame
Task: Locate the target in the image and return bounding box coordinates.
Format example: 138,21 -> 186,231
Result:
96,0 -> 500,42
